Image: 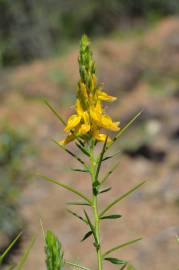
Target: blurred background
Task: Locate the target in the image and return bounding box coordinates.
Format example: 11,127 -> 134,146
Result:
0,0 -> 179,269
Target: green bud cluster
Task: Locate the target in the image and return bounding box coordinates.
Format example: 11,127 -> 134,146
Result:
78,34 -> 96,90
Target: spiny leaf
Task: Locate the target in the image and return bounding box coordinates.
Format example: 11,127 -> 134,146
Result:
81,231 -> 93,242
0,232 -> 22,264
44,99 -> 66,126
104,257 -> 127,265
120,263 -> 128,270
100,181 -> 145,216
71,168 -> 89,173
83,210 -> 98,244
102,150 -> 121,161
15,235 -> 36,270
53,139 -> 86,166
39,175 -> 92,205
95,136 -> 108,180
103,238 -> 142,257
66,201 -> 91,206
100,161 -> 120,185
75,142 -> 90,156
77,138 -> 85,147
99,187 -> 111,194
107,111 -> 142,151
67,209 -> 87,224
100,214 -> 122,220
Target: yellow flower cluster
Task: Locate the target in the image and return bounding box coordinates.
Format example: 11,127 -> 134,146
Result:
60,35 -> 120,145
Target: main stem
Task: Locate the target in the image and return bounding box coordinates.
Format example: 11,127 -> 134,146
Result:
93,195 -> 103,270
90,143 -> 103,270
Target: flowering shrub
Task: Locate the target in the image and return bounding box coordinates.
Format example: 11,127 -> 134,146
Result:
42,35 -> 143,270
0,35 -> 143,270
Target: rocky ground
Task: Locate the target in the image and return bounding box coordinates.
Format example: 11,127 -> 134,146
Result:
1,17 -> 179,270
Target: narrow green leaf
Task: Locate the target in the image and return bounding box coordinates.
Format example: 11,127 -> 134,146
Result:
75,142 -> 90,156
107,111 -> 142,151
100,214 -> 122,220
67,209 -> 87,224
95,136 -> 108,180
120,262 -> 128,270
103,238 -> 142,257
100,161 -> 120,185
65,261 -> 91,270
104,257 -> 127,265
100,181 -> 145,217
66,201 -> 91,206
44,99 -> 66,126
102,150 -> 121,161
81,231 -> 93,242
77,138 -> 85,147
71,168 -> 89,173
39,175 -> 92,205
99,187 -> 111,194
53,139 -> 86,166
0,232 -> 22,264
15,235 -> 36,270
83,210 -> 98,244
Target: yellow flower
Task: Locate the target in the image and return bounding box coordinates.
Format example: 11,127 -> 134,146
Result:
90,103 -> 119,131
97,89 -> 117,102
59,132 -> 75,145
100,115 -> 120,131
60,35 -> 120,145
64,115 -> 81,132
92,130 -> 112,143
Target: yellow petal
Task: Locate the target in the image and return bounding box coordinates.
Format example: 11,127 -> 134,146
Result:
78,124 -> 90,135
82,111 -> 90,124
89,101 -> 102,124
76,99 -> 84,116
97,90 -> 117,102
95,100 -> 102,114
101,115 -> 120,131
64,114 -> 81,132
59,133 -> 75,145
90,107 -> 101,124
93,131 -> 112,143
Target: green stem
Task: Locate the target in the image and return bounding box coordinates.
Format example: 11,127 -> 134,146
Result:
93,196 -> 103,270
89,142 -> 103,270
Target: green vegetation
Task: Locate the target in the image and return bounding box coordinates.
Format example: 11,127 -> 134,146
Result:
0,124 -> 33,238
0,233 -> 36,269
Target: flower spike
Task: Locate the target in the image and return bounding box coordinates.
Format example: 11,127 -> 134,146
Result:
60,35 -> 120,145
